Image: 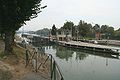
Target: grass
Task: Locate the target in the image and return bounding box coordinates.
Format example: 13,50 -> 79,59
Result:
0,36 -> 25,59
13,44 -> 25,59
0,36 -> 25,80
0,52 -> 5,59
0,69 -> 13,80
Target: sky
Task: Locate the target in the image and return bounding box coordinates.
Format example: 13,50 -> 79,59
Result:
21,0 -> 120,31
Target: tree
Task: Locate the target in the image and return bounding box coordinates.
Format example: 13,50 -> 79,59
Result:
62,21 -> 74,30
93,24 -> 100,32
0,24 -> 4,38
51,24 -> 57,35
72,25 -> 77,37
0,0 -> 46,54
113,28 -> 120,40
93,24 -> 101,40
78,20 -> 92,37
101,25 -> 108,33
62,21 -> 74,37
101,25 -> 114,39
106,27 -> 114,39
86,23 -> 94,38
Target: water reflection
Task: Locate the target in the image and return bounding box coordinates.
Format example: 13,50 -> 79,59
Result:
32,42 -> 120,60
76,52 -> 88,60
55,46 -> 119,60
32,43 -> 120,80
56,46 -> 73,61
35,43 -> 120,61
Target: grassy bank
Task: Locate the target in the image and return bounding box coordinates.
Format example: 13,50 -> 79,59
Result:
0,37 -> 26,80
0,36 -> 50,80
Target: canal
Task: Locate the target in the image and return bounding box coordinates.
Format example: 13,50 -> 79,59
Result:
33,43 -> 120,80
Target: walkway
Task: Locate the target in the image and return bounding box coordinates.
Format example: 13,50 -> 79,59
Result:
22,72 -> 50,80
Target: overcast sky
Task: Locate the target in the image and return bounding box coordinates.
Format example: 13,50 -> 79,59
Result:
21,0 -> 120,31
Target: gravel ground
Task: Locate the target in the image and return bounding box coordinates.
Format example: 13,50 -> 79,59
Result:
22,72 -> 50,80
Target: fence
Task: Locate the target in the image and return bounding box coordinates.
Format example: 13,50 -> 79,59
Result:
50,54 -> 64,80
25,47 -> 64,80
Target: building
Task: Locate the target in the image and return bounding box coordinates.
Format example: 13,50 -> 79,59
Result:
56,29 -> 72,41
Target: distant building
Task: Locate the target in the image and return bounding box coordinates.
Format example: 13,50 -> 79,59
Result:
95,32 -> 101,40
56,29 -> 72,41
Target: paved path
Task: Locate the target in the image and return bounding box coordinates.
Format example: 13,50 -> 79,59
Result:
22,72 -> 50,80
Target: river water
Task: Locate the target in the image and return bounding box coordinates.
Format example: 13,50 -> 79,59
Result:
33,43 -> 120,80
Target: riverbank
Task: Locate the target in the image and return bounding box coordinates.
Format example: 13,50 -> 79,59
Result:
0,37 -> 50,80
0,38 -> 26,80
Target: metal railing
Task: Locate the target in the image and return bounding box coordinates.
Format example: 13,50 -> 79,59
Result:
49,54 -> 64,80
25,47 -> 64,80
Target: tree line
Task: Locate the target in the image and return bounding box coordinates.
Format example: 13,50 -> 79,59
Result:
51,20 -> 120,40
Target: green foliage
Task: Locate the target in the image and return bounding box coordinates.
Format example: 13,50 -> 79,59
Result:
62,21 -> 74,30
0,52 -> 5,58
61,21 -> 74,37
93,24 -> 100,32
0,0 -> 44,32
113,28 -> 120,40
59,20 -> 116,40
101,25 -> 114,39
78,20 -> 93,37
51,24 -> 57,35
101,25 -> 108,33
0,69 -> 13,80
0,0 -> 46,54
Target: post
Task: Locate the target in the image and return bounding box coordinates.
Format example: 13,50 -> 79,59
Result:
25,49 -> 29,67
53,61 -> 56,80
50,55 -> 53,79
35,52 -> 38,72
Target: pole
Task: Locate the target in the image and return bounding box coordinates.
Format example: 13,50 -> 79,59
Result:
51,55 -> 53,79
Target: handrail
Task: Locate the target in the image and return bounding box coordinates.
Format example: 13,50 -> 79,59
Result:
49,54 -> 64,80
25,47 -> 64,80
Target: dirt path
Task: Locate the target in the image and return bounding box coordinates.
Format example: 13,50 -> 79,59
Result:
0,55 -> 50,80
0,38 -> 50,80
22,72 -> 50,80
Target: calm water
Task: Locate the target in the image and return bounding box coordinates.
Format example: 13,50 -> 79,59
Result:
36,44 -> 120,80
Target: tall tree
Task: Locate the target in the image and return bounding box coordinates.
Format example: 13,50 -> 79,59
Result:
101,25 -> 114,39
51,24 -> 57,35
0,0 -> 46,54
78,20 -> 92,37
101,25 -> 108,33
114,28 -> 120,40
93,24 -> 100,32
62,21 -> 74,37
106,27 -> 114,39
93,24 -> 101,39
62,21 -> 74,30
